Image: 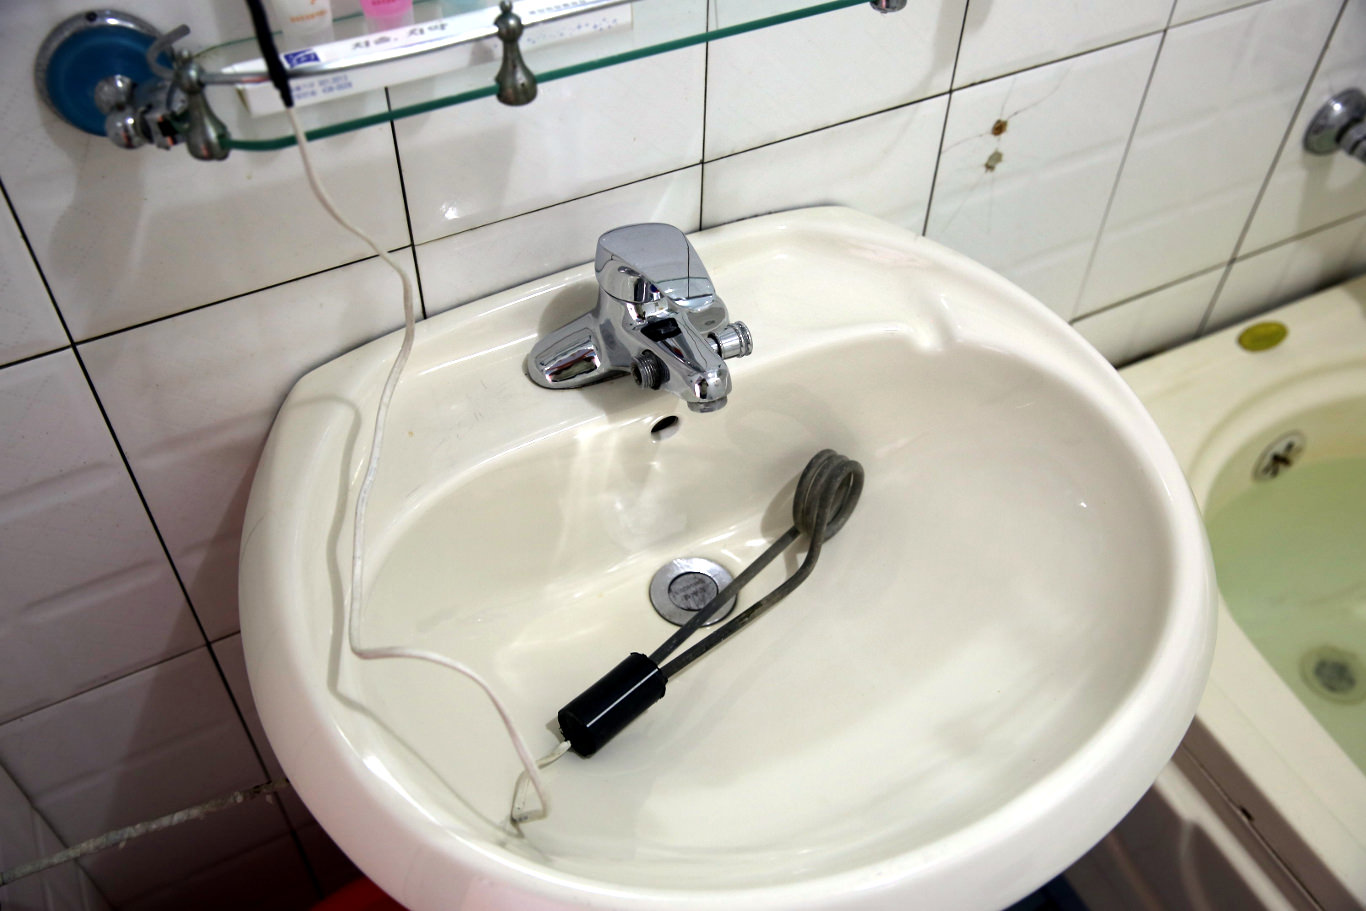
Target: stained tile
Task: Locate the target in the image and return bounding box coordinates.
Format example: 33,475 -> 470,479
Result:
0,648 -> 285,904
1242,0 -> 1366,251
703,0 -> 964,160
394,46 -> 704,244
1206,211 -> 1366,330
1079,0 -> 1341,312
0,3 -> 407,341
0,197 -> 64,366
927,37 -> 1160,318
0,351 -> 200,723
0,763 -> 111,911
80,253 -> 414,639
419,168 -> 701,316
1071,268 -> 1222,366
954,0 -> 1171,87
702,95 -> 947,232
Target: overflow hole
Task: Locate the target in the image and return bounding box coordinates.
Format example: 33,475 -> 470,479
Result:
650,415 -> 680,442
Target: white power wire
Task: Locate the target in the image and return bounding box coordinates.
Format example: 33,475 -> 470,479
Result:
286,109 -> 551,822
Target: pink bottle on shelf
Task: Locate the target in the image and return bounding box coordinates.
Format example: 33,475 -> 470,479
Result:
359,0 -> 414,31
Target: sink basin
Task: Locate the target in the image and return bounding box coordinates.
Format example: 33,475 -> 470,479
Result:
239,207 -> 1214,911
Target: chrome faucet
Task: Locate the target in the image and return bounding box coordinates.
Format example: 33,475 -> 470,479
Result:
525,224 -> 751,412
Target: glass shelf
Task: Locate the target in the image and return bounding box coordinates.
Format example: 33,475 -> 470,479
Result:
197,0 -> 869,151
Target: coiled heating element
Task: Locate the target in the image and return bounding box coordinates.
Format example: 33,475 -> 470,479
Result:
556,449 -> 865,758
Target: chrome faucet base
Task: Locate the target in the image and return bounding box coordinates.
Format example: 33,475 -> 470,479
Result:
526,224 -> 751,411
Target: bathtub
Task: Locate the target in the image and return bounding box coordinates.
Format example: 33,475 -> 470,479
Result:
1118,276 -> 1366,908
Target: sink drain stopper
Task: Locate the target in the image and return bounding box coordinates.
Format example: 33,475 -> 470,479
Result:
1301,646 -> 1365,704
650,558 -> 737,627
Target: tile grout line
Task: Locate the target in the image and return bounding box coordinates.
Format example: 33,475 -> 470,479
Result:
1069,263 -> 1225,323
417,163 -> 701,252
1195,0 -> 1352,335
70,248 -> 407,347
699,23 -> 710,226
0,642 -> 208,728
385,88 -> 430,321
921,0 -> 973,236
0,343 -> 71,374
1071,22 -> 1171,320
0,177 -> 74,370
1239,203 -> 1366,260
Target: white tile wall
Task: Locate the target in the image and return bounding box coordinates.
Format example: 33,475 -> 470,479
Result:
394,47 -> 705,244
0,351 -> 200,723
927,37 -> 1160,316
701,96 -> 947,231
0,197 -> 65,367
1078,0 -> 1341,314
0,4 -> 407,342
420,168 -> 702,315
0,0 -> 1358,906
1207,209 -> 1366,329
1072,269 -> 1223,365
703,0 -> 964,160
1242,0 -> 1366,251
954,0 -> 1171,88
80,252 -> 413,639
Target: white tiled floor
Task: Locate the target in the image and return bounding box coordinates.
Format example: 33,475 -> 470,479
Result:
1207,211 -> 1366,330
927,36 -> 1161,317
1170,0 -> 1269,24
0,200 -> 65,367
1242,0 -> 1366,251
80,252 -> 414,639
419,167 -> 702,316
0,351 -> 201,724
703,0 -> 965,160
1078,0 -> 1342,313
1072,268 -> 1223,365
394,47 -> 705,245
701,95 -> 948,232
954,0 -> 1171,88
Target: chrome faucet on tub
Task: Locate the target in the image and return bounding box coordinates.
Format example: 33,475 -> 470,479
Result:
525,224 -> 752,412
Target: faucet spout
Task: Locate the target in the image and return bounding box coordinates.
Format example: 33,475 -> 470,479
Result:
525,224 -> 751,410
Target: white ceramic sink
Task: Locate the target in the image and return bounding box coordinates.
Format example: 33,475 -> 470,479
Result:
239,207 -> 1214,911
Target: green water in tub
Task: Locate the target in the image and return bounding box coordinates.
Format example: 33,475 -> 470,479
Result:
1206,456 -> 1366,774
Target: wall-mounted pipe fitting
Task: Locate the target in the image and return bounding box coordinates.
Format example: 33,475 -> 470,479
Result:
35,10 -> 229,160
1304,88 -> 1366,164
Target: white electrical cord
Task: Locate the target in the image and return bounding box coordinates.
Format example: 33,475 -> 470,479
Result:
286,109 -> 552,822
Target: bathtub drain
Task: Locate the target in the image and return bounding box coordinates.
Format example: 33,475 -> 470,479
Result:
1253,432 -> 1305,481
1301,646 -> 1365,704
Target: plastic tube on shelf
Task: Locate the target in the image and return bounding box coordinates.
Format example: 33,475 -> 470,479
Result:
360,0 -> 414,32
225,0 -> 632,116
269,0 -> 335,49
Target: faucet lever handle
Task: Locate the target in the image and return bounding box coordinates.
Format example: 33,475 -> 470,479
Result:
595,224 -> 722,325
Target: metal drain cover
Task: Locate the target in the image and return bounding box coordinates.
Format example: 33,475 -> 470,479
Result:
1301,645 -> 1366,704
649,557 -> 737,627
